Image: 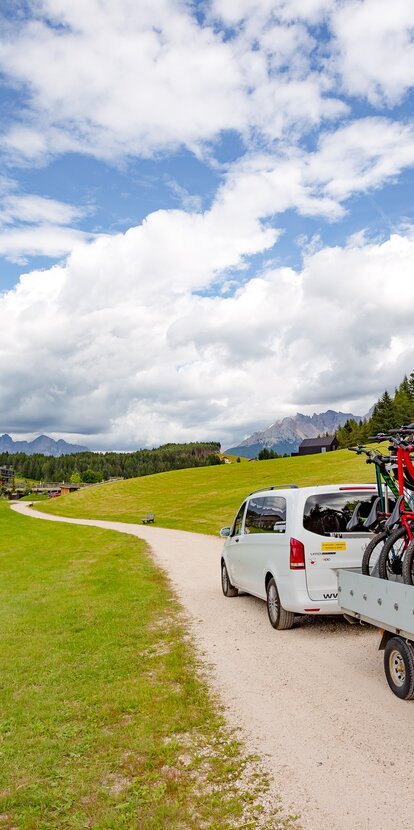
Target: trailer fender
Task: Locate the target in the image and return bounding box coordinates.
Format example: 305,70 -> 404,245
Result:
378,629 -> 393,651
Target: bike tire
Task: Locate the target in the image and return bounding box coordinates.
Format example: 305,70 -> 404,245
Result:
361,530 -> 387,576
378,525 -> 410,580
402,539 -> 414,586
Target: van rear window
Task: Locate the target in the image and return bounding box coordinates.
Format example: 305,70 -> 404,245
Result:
303,492 -> 376,536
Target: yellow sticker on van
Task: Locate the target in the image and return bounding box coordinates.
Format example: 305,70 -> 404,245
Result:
321,541 -> 347,552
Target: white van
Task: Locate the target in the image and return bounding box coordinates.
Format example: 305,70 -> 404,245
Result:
220,483 -> 376,629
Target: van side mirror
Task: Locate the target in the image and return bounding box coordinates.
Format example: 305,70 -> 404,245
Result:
220,526 -> 231,537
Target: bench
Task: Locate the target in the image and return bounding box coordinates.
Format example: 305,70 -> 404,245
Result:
142,513 -> 155,524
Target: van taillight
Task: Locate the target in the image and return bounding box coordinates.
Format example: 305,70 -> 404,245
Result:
290,538 -> 305,569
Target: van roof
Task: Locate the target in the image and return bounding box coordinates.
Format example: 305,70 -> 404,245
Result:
249,483 -> 376,498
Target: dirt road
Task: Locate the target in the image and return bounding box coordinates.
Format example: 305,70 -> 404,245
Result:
12,502 -> 414,830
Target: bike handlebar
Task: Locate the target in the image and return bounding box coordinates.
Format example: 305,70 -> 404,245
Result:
369,433 -> 413,449
369,425 -> 414,442
348,446 -> 393,464
387,423 -> 414,434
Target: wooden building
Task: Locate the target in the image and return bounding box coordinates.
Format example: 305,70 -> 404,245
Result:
297,436 -> 338,455
0,466 -> 14,487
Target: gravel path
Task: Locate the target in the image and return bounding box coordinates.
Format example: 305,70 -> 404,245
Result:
12,502 -> 414,830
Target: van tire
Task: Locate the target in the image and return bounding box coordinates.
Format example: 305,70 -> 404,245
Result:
221,560 -> 238,597
266,577 -> 295,630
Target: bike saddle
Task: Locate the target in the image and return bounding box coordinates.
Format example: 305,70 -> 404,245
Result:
346,501 -> 362,531
385,495 -> 403,529
363,496 -> 381,530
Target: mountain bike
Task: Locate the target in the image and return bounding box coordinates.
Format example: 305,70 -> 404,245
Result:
371,427 -> 414,580
347,445 -> 399,575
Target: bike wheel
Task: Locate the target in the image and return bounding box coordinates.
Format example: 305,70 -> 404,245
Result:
402,539 -> 414,585
361,530 -> 387,576
378,526 -> 410,580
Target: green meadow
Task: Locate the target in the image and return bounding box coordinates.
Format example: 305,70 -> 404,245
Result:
38,448 -> 375,534
0,502 -> 293,830
2,447 -> 372,827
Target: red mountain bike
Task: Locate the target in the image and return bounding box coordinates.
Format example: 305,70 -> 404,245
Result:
370,427 -> 414,580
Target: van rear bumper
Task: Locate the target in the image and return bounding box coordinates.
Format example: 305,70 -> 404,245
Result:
286,597 -> 342,615
278,576 -> 341,614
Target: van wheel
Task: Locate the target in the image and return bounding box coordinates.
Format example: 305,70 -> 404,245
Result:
221,560 -> 238,597
266,578 -> 295,630
384,637 -> 414,699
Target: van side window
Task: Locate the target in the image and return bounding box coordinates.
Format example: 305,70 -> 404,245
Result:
245,496 -> 286,533
245,497 -> 266,533
260,496 -> 286,532
303,492 -> 375,536
231,502 -> 246,536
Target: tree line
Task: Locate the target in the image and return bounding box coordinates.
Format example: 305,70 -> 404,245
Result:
258,447 -> 281,460
335,371 -> 414,448
0,442 -> 222,483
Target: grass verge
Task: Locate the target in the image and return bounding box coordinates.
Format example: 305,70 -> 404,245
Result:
0,503 -> 297,830
37,447 -> 375,535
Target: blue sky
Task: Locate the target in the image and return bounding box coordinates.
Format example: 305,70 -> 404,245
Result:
0,0 -> 414,450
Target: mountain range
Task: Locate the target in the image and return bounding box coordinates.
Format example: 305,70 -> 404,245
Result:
0,434 -> 89,457
0,410 -> 362,459
225,410 -> 361,458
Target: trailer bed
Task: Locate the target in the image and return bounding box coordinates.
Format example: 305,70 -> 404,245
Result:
338,569 -> 414,640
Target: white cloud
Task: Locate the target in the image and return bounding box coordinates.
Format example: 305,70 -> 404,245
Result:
0,194 -> 86,226
331,0 -> 414,106
1,0 -> 414,449
0,225 -> 91,261
0,1 -> 247,162
0,200 -> 413,448
0,0 -> 348,166
0,0 -> 413,173
6,108 -> 413,305
210,0 -> 336,27
210,116 -> 414,227
307,118 -> 414,201
0,190 -> 94,260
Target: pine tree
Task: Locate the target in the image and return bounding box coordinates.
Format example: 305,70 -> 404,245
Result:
336,418 -> 360,447
408,371 -> 414,402
393,376 -> 413,426
368,391 -> 395,435
335,370 -> 414,447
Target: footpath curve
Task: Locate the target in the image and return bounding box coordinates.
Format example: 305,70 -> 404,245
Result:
12,502 -> 414,830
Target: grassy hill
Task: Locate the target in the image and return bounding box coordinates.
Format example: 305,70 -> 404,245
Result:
37,448 -> 376,535
1,505 -> 283,829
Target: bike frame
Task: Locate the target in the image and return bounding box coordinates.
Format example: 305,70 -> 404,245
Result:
371,431 -> 414,549
349,446 -> 399,517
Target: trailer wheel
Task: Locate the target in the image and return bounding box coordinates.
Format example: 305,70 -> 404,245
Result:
384,637 -> 414,700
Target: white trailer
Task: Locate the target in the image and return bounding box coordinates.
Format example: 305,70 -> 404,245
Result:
338,569 -> 414,699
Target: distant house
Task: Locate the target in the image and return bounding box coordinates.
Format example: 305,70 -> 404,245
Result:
32,482 -> 81,497
60,483 -> 80,496
297,436 -> 338,456
0,466 -> 14,487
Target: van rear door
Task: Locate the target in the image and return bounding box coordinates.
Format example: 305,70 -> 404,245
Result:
302,488 -> 376,601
